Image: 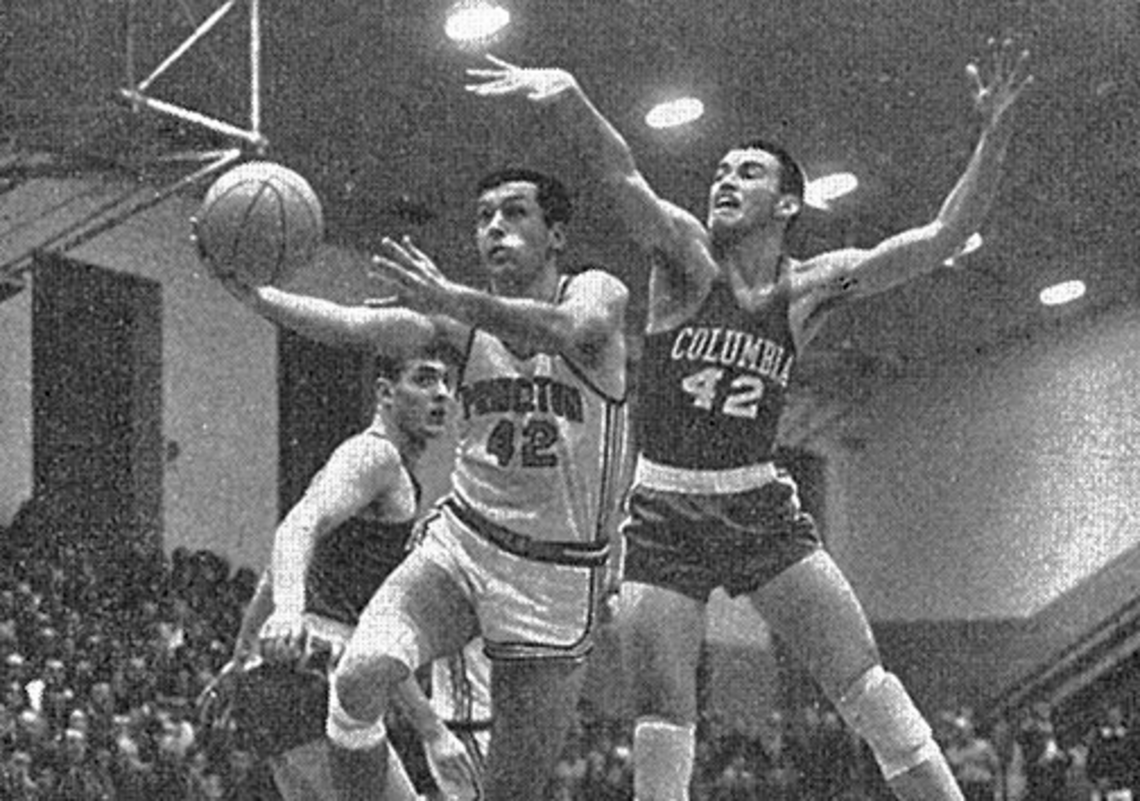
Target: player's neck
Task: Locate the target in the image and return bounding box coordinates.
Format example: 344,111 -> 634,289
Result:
715,229 -> 786,288
490,260 -> 560,302
371,415 -> 426,465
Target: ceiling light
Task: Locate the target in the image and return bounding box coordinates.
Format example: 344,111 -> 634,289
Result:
943,232 -> 983,268
445,1 -> 510,43
645,97 -> 704,129
803,172 -> 858,210
1039,279 -> 1086,307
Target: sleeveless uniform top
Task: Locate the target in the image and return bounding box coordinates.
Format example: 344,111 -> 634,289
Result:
450,276 -> 627,547
305,431 -> 422,626
637,274 -> 796,471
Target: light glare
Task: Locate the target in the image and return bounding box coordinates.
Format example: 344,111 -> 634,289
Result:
1039,280 -> 1086,306
445,2 -> 510,42
943,232 -> 984,267
804,172 -> 858,209
645,97 -> 705,129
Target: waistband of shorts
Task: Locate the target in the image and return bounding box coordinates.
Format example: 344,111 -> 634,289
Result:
446,719 -> 494,733
633,456 -> 779,494
442,496 -> 609,568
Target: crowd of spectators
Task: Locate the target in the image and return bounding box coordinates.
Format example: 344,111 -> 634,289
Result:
545,697 -> 1140,800
0,501 -> 260,799
1,499 -> 1138,800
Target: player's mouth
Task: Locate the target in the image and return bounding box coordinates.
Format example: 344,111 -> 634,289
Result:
713,194 -> 741,210
427,407 -> 448,425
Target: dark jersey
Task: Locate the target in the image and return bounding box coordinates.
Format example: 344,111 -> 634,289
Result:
637,276 -> 796,470
304,436 -> 422,626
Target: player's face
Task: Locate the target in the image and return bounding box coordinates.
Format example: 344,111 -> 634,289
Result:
391,359 -> 453,440
707,148 -> 786,232
475,181 -> 565,286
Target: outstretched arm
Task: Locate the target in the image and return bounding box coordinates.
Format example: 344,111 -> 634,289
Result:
196,247 -> 460,356
798,40 -> 1032,315
466,56 -> 707,261
260,436 -> 398,663
372,236 -> 628,370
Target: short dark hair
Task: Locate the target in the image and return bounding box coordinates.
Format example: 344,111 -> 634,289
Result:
476,168 -> 573,226
373,335 -> 460,383
734,138 -> 806,201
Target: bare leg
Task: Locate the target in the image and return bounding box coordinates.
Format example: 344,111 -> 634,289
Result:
615,581 -> 706,801
482,657 -> 588,801
273,737 -> 420,801
750,550 -> 963,801
323,738 -> 420,801
328,556 -> 478,801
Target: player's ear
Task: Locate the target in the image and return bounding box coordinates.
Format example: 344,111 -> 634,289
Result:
374,375 -> 396,405
547,222 -> 567,254
775,194 -> 801,222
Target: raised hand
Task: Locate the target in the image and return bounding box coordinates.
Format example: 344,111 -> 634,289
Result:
369,235 -> 460,316
966,38 -> 1033,129
465,54 -> 578,104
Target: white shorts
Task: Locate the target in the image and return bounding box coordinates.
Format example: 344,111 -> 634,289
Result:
416,500 -> 603,660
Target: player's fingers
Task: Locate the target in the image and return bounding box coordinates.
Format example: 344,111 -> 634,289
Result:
370,254 -> 412,281
400,235 -> 432,265
465,82 -> 518,97
378,235 -> 414,261
329,639 -> 346,667
964,63 -> 985,95
1008,49 -> 1033,90
291,628 -> 311,666
363,294 -> 402,308
484,53 -> 519,70
259,635 -> 281,662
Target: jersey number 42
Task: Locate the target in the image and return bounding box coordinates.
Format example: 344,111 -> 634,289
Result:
681,367 -> 765,419
486,418 -> 560,468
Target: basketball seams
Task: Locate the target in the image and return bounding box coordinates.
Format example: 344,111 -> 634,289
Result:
198,181 -> 253,278
274,177 -> 323,257
237,180 -> 278,284
265,182 -> 289,283
195,162 -> 323,287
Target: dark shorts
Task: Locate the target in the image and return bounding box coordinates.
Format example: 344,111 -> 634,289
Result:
621,471 -> 821,602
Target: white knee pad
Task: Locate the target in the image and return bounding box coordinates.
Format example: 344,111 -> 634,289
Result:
835,666 -> 941,780
633,719 -> 695,801
326,679 -> 388,752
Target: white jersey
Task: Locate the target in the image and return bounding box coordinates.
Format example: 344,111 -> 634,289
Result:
451,285 -> 627,546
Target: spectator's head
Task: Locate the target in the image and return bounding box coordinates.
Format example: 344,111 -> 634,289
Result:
43,658 -> 65,689
63,728 -> 88,764
8,749 -> 32,778
4,679 -> 24,710
89,681 -> 114,712
17,708 -> 49,744
94,747 -> 114,771
6,651 -> 27,682
68,708 -> 89,734
0,618 -> 16,645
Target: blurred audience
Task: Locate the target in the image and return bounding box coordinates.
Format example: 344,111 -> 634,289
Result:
0,501 -> 1134,800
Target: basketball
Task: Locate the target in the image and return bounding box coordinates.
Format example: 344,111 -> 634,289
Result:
193,161 -> 324,287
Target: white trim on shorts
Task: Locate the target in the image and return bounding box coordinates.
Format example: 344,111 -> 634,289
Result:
634,455 -> 778,495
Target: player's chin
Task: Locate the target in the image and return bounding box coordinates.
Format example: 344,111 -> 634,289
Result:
420,419 -> 449,438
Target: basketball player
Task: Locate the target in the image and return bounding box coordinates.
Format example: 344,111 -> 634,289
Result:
466,39 -> 1031,801
204,167 -> 629,800
206,349 -> 486,800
